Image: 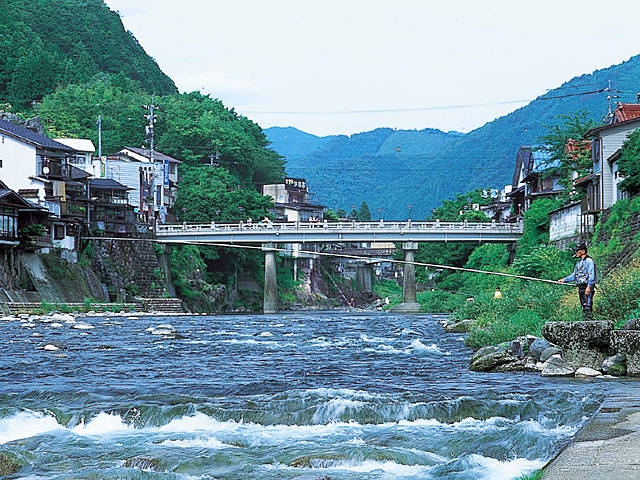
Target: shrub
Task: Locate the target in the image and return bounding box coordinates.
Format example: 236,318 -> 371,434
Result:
594,260 -> 640,326
417,289 -> 467,313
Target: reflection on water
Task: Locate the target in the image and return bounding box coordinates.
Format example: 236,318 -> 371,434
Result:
0,312 -> 631,479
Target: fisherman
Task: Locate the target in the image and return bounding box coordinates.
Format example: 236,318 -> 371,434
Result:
556,242 -> 596,320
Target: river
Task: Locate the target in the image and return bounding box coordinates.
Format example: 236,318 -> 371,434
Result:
1,311 -> 637,479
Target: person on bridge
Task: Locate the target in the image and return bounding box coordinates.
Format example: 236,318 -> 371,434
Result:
556,242 -> 596,320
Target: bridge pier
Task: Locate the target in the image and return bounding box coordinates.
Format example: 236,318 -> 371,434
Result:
391,242 -> 421,313
263,243 -> 278,314
356,264 -> 373,293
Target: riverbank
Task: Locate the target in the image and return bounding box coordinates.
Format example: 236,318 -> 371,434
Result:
542,393 -> 640,479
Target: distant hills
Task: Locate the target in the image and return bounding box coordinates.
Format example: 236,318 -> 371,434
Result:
266,55 -> 640,219
2,1 -> 639,222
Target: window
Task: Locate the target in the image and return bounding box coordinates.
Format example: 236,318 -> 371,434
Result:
592,138 -> 601,162
0,207 -> 17,238
54,224 -> 65,240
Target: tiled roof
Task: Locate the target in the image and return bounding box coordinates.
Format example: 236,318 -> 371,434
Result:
90,178 -> 131,191
70,165 -> 91,180
0,181 -> 34,208
614,103 -> 640,123
120,146 -> 181,164
0,118 -> 74,151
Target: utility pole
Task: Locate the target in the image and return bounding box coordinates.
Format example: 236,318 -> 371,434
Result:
144,99 -> 162,223
603,80 -> 621,124
97,115 -> 102,159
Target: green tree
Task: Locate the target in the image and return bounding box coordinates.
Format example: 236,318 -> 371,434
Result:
37,73 -> 149,153
173,165 -> 273,223
0,0 -> 176,107
516,197 -> 562,252
157,92 -> 285,185
428,189 -> 494,221
617,128 -> 640,196
357,201 -> 371,221
537,111 -> 597,192
323,209 -> 340,221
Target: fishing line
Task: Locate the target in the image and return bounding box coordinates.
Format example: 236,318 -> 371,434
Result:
85,236 -> 562,285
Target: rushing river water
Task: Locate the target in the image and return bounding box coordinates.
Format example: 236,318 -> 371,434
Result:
1,311 -> 636,479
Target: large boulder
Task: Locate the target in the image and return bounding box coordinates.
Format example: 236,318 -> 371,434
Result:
540,346 -> 563,363
611,331 -> 640,376
541,355 -> 575,377
444,319 -> 474,333
0,452 -> 22,476
529,338 -> 551,362
542,321 -> 614,369
602,353 -> 627,376
469,345 -> 524,372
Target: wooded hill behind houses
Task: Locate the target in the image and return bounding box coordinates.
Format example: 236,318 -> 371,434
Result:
0,0 -> 177,108
3,0 -> 640,223
266,55 -> 640,219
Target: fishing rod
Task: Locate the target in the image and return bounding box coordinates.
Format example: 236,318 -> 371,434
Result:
131,238 -> 561,285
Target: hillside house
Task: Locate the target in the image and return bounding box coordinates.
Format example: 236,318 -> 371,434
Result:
480,187 -> 513,222
0,180 -> 50,248
508,146 -> 563,217
87,178 -> 135,235
0,118 -> 85,249
580,103 -> 640,216
262,177 -> 324,222
107,147 -> 180,223
0,118 -> 76,206
54,138 -> 102,178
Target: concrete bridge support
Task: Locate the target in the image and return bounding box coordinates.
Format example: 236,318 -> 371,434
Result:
391,242 -> 420,313
263,243 -> 278,314
356,264 -> 373,293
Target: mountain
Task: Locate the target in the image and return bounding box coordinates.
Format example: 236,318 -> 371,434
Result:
0,0 -> 177,108
266,55 -> 640,220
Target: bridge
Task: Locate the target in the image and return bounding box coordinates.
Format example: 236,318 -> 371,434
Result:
155,219 -> 523,244
155,220 -> 523,313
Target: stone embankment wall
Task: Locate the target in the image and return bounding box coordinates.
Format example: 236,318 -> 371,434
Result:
0,239 -> 177,310
90,239 -> 174,301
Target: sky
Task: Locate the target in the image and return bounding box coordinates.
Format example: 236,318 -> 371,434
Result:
104,0 -> 640,137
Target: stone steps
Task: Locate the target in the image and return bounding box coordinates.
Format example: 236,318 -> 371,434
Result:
3,302 -> 140,314
2,298 -> 184,315
140,297 -> 184,314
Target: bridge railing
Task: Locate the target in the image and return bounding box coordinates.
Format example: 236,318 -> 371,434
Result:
155,220 -> 523,235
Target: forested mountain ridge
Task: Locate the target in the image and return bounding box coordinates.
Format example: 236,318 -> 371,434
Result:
266,54 -> 640,219
0,0 -> 177,108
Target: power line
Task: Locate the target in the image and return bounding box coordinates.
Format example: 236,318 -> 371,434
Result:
242,99 -> 533,116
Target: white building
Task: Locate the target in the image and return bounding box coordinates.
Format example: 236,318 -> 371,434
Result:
107,147 -> 180,222
54,138 -> 101,178
0,118 -> 75,207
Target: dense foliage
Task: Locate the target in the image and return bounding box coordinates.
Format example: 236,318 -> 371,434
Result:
0,0 -> 176,108
536,111 -> 597,191
617,129 -> 640,196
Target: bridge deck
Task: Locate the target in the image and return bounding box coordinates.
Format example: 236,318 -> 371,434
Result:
155,220 -> 523,244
